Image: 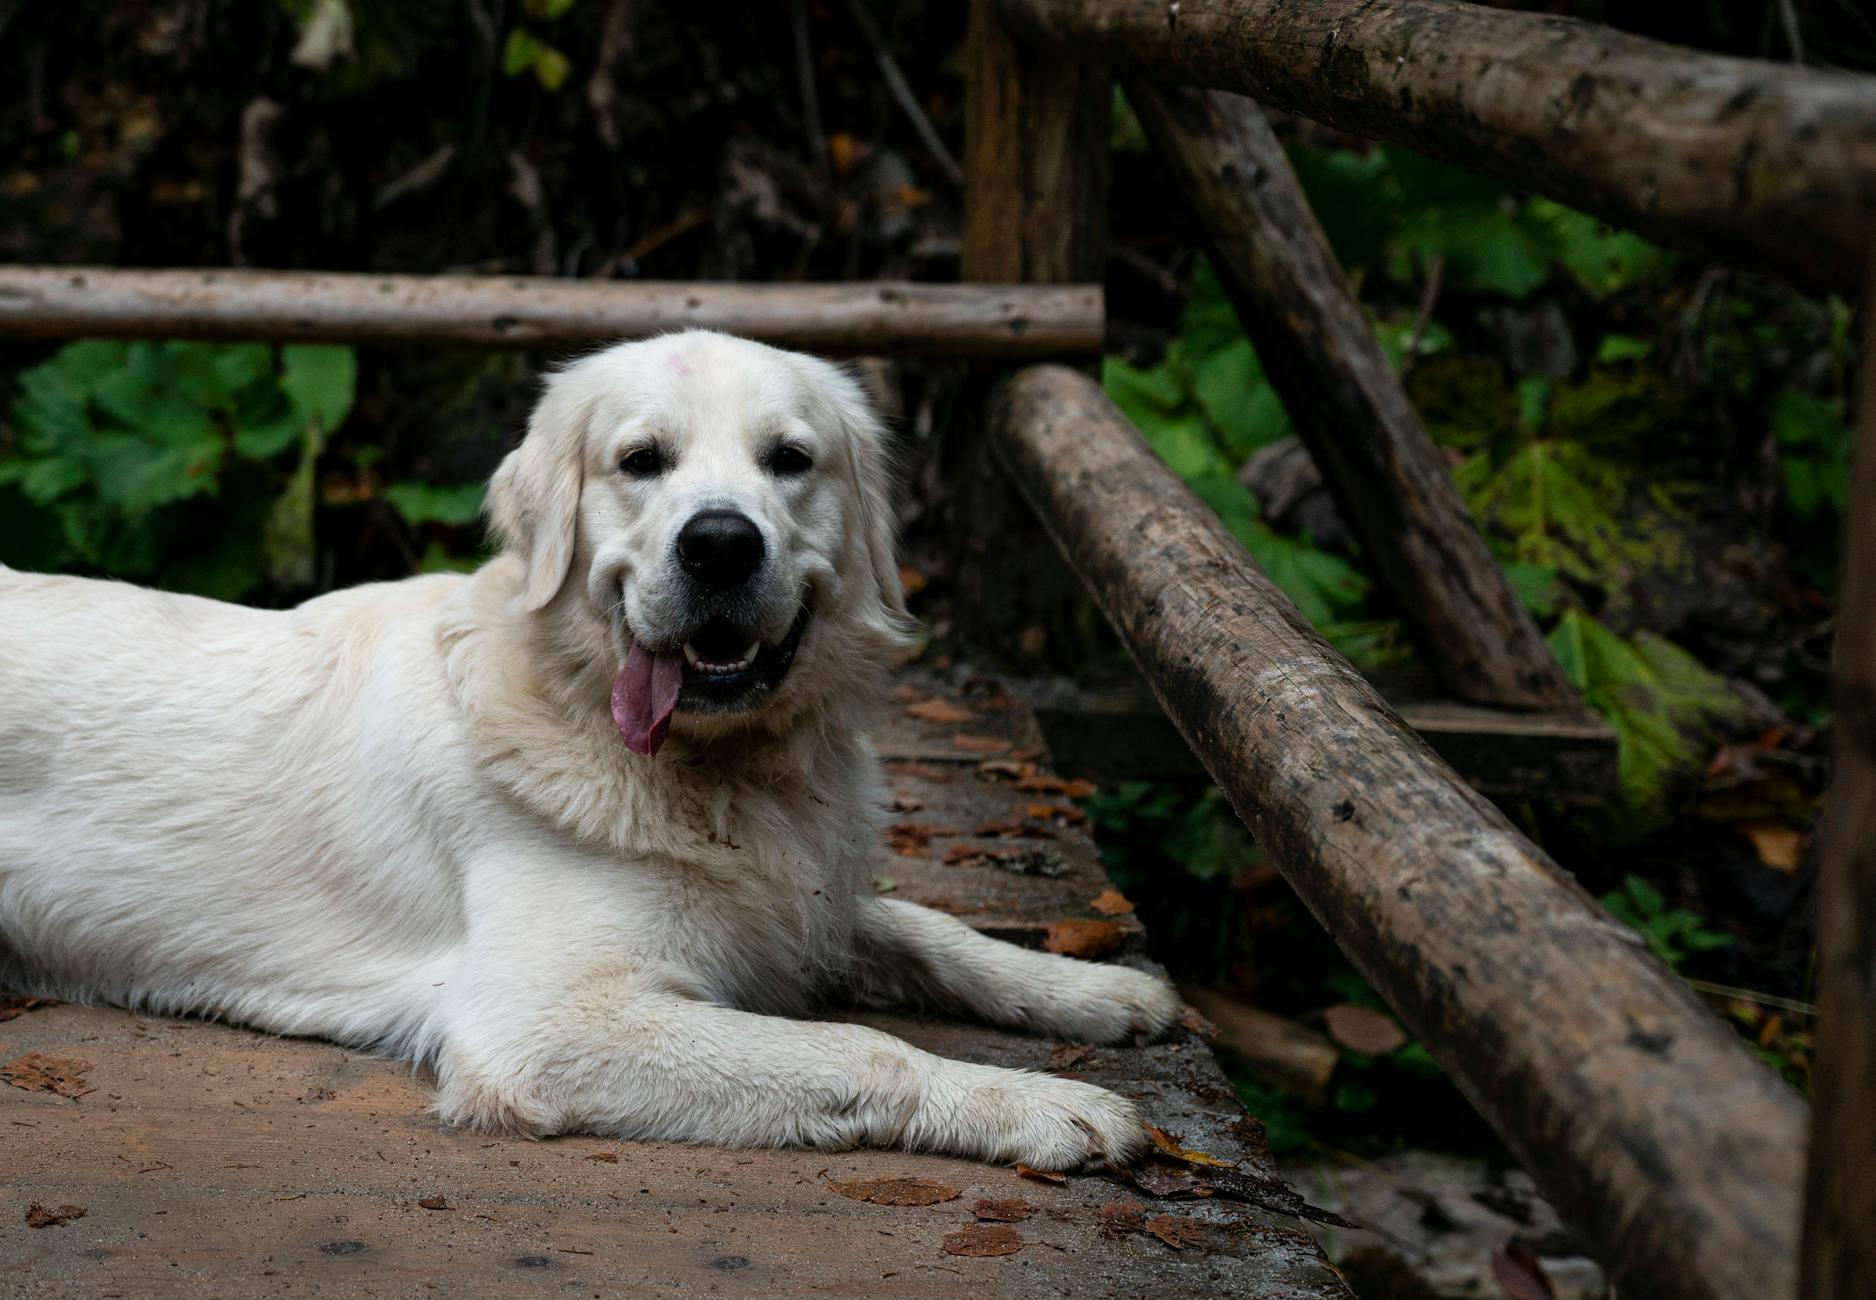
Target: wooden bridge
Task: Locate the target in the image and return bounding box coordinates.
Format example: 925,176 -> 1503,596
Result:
4,1 -> 1874,1297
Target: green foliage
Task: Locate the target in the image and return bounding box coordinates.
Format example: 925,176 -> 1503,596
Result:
1548,612 -> 1751,833
0,340 -> 356,600
1600,874 -> 1733,970
383,480 -> 486,528
1084,781 -> 1253,885
1103,262 -> 1372,631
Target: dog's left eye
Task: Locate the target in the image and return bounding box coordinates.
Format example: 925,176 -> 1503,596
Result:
766,445 -> 813,477
620,447 -> 665,478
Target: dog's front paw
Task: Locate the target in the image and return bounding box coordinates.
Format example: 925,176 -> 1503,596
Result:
921,1067 -> 1147,1170
1033,962 -> 1184,1045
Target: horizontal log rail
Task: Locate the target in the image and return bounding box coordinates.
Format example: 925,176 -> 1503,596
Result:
0,267 -> 1104,357
993,364 -> 1805,1300
999,0 -> 1876,296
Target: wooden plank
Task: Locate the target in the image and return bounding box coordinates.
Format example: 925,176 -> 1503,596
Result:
0,267 -> 1104,357
993,363 -> 1804,1300
1125,82 -> 1575,711
945,0 -> 1112,665
1801,258 -> 1876,1299
0,676 -> 1350,1299
999,0 -> 1876,297
1016,672 -> 1616,802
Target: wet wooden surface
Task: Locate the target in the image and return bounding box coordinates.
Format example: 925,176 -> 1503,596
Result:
0,672 -> 1349,1298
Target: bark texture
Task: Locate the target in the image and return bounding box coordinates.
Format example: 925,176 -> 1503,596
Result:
0,266 -> 1103,357
1802,265 -> 1876,1300
948,0 -> 1111,665
994,363 -> 1804,1300
1128,81 -> 1574,710
1001,0 -> 1876,296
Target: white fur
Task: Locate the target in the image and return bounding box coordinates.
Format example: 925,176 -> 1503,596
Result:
0,331 -> 1180,1169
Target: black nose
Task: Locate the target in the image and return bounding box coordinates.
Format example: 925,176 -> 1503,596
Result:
676,510 -> 765,588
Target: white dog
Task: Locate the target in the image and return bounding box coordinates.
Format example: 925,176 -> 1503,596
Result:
0,331 -> 1180,1168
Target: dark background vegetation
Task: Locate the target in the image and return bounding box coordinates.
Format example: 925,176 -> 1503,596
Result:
0,0 -> 1865,1211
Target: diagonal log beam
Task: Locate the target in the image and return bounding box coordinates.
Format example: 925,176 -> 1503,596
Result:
1802,258 -> 1876,1299
0,267 -> 1104,358
993,363 -> 1804,1300
1126,80 -> 1574,710
999,0 -> 1876,297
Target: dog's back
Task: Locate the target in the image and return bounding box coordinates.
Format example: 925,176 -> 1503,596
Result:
0,567 -> 476,1054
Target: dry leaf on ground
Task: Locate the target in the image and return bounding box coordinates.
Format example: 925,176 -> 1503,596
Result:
1013,773 -> 1097,799
1043,919 -> 1124,960
824,1176 -> 960,1207
1740,824 -> 1805,873
1322,1003 -> 1407,1056
906,698 -> 974,726
1143,1214 -> 1206,1250
586,1151 -> 618,1163
416,1196 -> 450,1210
885,822 -> 963,857
2,1052 -> 93,1099
890,683 -> 927,704
942,1223 -> 1023,1256
1120,1156 -> 1213,1199
1096,1196 -> 1146,1235
1046,1043 -> 1095,1072
1144,1124 -> 1235,1169
1178,1006 -> 1220,1040
1089,888 -> 1135,916
0,995 -> 58,1023
951,733 -> 1013,755
1014,1163 -> 1067,1184
972,1198 -> 1033,1223
25,1203 -> 86,1228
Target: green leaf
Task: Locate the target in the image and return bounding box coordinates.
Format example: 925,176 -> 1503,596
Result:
530,44 -> 571,91
383,481 -> 488,527
1529,200 -> 1671,298
1595,334 -> 1655,364
502,26 -> 542,78
522,0 -> 576,17
279,345 -> 357,436
1191,338 -> 1290,460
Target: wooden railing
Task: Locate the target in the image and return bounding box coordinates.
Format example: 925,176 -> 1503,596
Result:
1,3 -> 1868,1296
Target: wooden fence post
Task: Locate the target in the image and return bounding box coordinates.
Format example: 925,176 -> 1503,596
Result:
1802,262 -> 1876,1300
949,0 -> 1109,663
1125,81 -> 1576,710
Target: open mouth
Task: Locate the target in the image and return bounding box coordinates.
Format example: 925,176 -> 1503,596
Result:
677,604 -> 811,707
611,602 -> 812,757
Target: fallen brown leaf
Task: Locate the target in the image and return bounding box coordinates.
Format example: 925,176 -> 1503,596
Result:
951,733 -> 1012,755
24,1202 -> 86,1229
1492,1241 -> 1558,1300
1741,824 -> 1805,874
824,1176 -> 960,1207
886,822 -> 963,857
586,1152 -> 618,1163
1178,1006 -> 1220,1041
1013,773 -> 1097,799
1322,1003 -> 1406,1056
1119,1156 -> 1213,1199
905,698 -> 975,726
417,1196 -> 451,1211
1144,1124 -> 1235,1169
1014,1163 -> 1067,1184
1089,888 -> 1135,916
884,760 -> 953,784
0,994 -> 58,1023
975,759 -> 1033,781
890,683 -> 927,704
1143,1214 -> 1206,1250
1204,1167 -> 1360,1229
1096,1196 -> 1146,1235
1046,1043 -> 1095,1072
1043,919 -> 1124,960
972,1198 -> 1033,1223
2,1052 -> 93,1099
942,1223 -> 1023,1257
974,816 -> 1053,840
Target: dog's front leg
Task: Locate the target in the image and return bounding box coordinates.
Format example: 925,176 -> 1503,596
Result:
852,898 -> 1183,1044
435,968 -> 1147,1168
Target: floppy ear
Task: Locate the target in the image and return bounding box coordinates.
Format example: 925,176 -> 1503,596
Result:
819,364 -> 912,644
486,369 -> 592,612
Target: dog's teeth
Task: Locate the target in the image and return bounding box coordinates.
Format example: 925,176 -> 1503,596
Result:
741,639 -> 762,662
682,642 -> 700,667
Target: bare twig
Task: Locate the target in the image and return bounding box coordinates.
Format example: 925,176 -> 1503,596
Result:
1775,0 -> 1806,62
841,0 -> 964,188
792,0 -> 830,183
1400,251 -> 1446,378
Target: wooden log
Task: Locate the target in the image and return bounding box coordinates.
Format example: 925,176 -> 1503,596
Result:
0,266 -> 1104,357
1126,82 -> 1574,710
946,0 -> 1111,664
993,363 -> 1804,1300
1181,984 -> 1339,1104
998,0 -> 1876,297
1802,261 -> 1876,1299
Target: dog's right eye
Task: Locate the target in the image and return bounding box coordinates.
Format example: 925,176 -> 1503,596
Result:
620,447 -> 665,478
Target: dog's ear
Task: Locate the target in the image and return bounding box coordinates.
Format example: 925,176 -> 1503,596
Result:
818,363 -> 913,648
487,370 -> 592,612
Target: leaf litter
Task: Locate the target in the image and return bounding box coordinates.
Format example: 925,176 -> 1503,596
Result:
823,1175 -> 960,1207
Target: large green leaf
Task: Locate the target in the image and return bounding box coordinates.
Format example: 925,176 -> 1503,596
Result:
280,344 -> 358,435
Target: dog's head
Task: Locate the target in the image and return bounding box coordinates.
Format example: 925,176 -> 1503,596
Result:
486,331 -> 909,755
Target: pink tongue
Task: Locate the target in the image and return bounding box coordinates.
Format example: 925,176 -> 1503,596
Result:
611,643 -> 686,756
